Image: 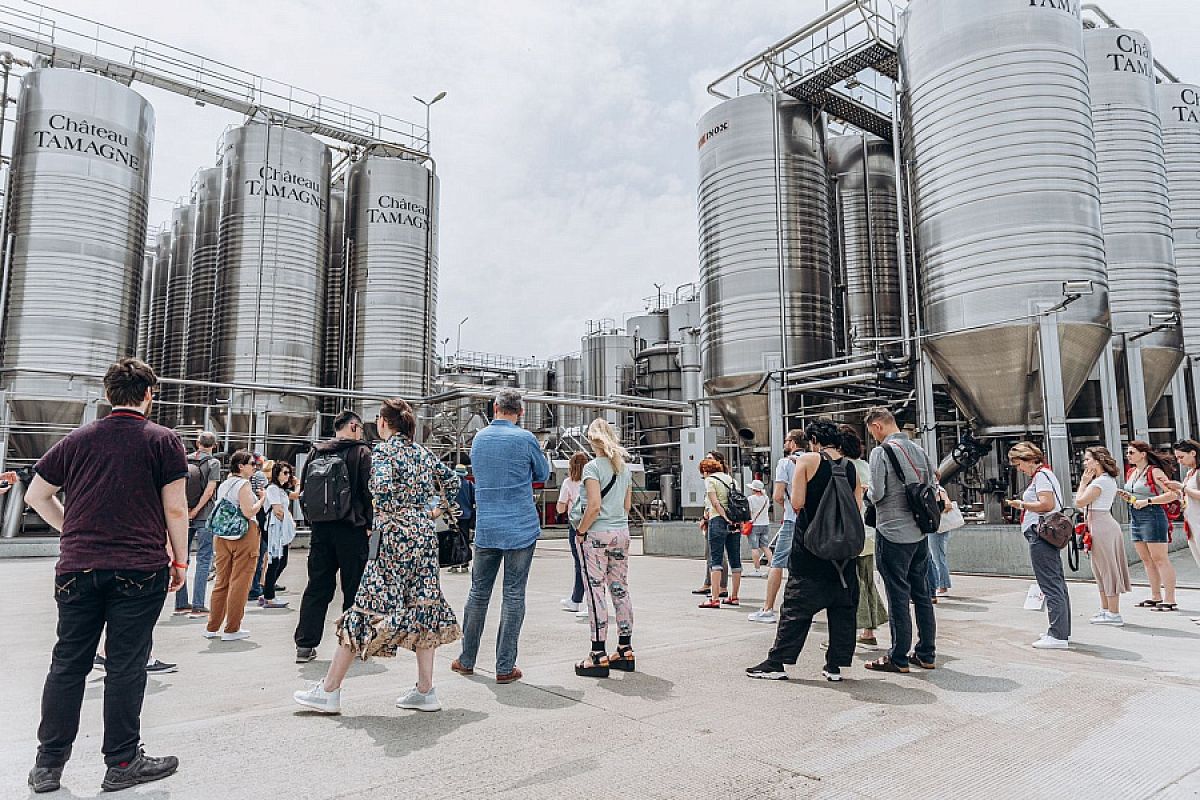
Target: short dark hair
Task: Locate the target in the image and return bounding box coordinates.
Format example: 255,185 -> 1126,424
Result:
104,358 -> 157,408
333,410 -> 363,432
838,424 -> 863,460
197,431 -> 218,449
804,419 -> 842,449
229,449 -> 254,473
378,397 -> 416,439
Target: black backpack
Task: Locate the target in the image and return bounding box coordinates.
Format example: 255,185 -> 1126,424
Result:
715,476 -> 751,523
185,453 -> 216,511
801,454 -> 866,587
882,443 -> 942,535
301,448 -> 353,523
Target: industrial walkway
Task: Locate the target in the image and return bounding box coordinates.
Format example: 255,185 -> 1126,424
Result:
3,543 -> 1199,799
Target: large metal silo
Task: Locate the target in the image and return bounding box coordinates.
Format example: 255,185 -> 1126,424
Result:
0,68 -> 154,459
212,123 -> 330,452
900,0 -> 1110,430
552,355 -> 584,430
182,166 -> 222,425
582,330 -> 634,426
159,203 -> 194,425
135,251 -> 153,361
828,134 -> 902,359
697,92 -> 833,443
146,230 -> 172,375
1159,84 -> 1200,357
1084,28 -> 1182,414
345,155 -> 437,405
517,366 -> 549,432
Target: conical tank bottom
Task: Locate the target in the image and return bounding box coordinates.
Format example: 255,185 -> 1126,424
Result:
705,374 -> 768,444
1114,338 -> 1185,418
926,320 -> 1111,430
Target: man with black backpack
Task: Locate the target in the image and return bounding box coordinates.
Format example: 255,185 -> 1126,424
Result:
862,407 -> 939,674
293,410 -> 373,663
177,431 -> 221,615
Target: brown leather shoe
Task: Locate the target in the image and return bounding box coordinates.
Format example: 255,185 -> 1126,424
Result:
910,654 -> 936,670
450,659 -> 474,676
495,667 -> 523,684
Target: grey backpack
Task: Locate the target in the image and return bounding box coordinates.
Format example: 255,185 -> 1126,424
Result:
801,454 -> 866,587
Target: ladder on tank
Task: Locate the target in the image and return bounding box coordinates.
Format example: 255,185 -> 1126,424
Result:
706,0 -> 899,140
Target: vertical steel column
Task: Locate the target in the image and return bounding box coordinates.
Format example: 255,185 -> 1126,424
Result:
1191,360 -> 1200,438
917,351 -> 938,462
766,353 -> 784,473
1125,339 -> 1151,442
1038,307 -> 1073,498
1170,365 -> 1189,442
1098,341 -> 1124,456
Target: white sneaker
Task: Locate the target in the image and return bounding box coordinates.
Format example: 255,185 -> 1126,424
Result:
1089,612 -> 1109,624
221,629 -> 250,642
294,681 -> 342,714
396,686 -> 442,712
746,570 -> 765,578
560,599 -> 580,612
202,630 -> 221,639
747,609 -> 778,624
1032,635 -> 1069,650
1093,612 -> 1124,627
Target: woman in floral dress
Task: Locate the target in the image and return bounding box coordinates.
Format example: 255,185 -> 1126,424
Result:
294,397 -> 462,714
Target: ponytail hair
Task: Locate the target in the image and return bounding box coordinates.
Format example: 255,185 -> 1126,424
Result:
587,417 -> 630,474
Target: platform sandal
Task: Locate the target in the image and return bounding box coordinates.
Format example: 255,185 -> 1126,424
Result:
1152,603 -> 1178,612
1135,599 -> 1161,608
575,651 -> 610,678
609,645 -> 635,672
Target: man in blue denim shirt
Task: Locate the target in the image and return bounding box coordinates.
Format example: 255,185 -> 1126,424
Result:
452,389 -> 550,684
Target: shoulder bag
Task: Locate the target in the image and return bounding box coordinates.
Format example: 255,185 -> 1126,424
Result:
1034,468 -> 1075,551
210,479 -> 251,541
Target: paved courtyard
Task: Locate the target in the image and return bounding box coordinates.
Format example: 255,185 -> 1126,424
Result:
2,541 -> 1199,800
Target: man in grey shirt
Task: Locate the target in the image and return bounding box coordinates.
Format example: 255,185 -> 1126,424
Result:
179,431 -> 221,615
863,407 -> 937,674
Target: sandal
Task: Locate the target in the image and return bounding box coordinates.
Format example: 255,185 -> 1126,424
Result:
1152,603 -> 1178,612
698,600 -> 721,609
575,651 -> 610,678
1135,599 -> 1161,608
609,645 -> 635,672
863,656 -> 909,674
721,597 -> 740,606
691,587 -> 711,595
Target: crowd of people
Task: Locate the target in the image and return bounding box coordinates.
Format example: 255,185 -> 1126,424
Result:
15,357 -> 1200,794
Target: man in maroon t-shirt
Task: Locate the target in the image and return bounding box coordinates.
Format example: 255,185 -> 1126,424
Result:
25,359 -> 189,795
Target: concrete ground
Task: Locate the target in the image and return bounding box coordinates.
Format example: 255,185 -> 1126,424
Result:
3,541 -> 1199,800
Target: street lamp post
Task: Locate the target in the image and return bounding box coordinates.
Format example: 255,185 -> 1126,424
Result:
413,91 -> 447,152
457,316 -> 469,356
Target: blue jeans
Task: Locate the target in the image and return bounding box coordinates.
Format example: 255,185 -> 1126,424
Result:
769,520 -> 796,569
875,535 -> 937,668
926,531 -> 951,592
1129,505 -> 1169,543
707,517 -> 742,573
458,543 -> 537,674
181,522 -> 213,610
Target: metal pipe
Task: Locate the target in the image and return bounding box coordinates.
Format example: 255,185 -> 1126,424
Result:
892,80 -> 913,363
782,373 -> 878,393
781,358 -> 878,381
430,385 -> 693,417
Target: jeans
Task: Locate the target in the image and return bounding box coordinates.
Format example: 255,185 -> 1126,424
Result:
706,517 -> 742,573
457,543 -> 537,674
926,531 -> 951,592
249,527 -> 269,598
769,520 -> 796,569
189,522 -> 213,609
1129,504 -> 1170,543
1026,528 -> 1072,640
294,521 -> 370,649
567,526 -> 585,605
875,535 -> 937,668
174,524 -> 198,610
262,545 -> 289,601
36,567 -> 168,769
769,573 -> 858,670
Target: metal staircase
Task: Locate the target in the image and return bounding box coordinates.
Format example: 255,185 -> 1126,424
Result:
707,0 -> 900,139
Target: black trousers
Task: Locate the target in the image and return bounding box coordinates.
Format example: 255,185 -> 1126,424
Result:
262,545 -> 289,601
875,535 -> 937,668
37,568 -> 168,768
294,521 -> 368,648
768,572 -> 859,670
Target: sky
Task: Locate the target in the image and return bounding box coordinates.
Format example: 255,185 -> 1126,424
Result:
11,0 -> 1200,362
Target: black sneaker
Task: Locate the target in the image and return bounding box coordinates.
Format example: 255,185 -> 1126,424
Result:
745,660 -> 788,680
94,654 -> 106,671
28,766 -> 62,793
100,750 -> 178,792
145,659 -> 178,675
822,667 -> 842,682
296,647 -> 317,663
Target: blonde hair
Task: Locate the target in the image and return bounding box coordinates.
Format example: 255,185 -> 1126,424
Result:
1007,442 -> 1045,465
586,418 -> 630,474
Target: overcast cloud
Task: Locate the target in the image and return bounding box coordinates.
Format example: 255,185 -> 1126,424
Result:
27,0 -> 1200,360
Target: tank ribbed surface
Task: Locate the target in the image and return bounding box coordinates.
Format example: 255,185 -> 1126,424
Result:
900,0 -> 1110,429
553,355 -> 583,429
517,366 -> 549,431
0,68 -> 154,456
159,204 -> 193,423
1160,84 -> 1200,356
697,92 -> 832,442
212,123 -> 330,418
146,230 -> 171,375
346,156 -> 437,403
322,186 -> 347,396
828,134 -> 902,358
135,252 -> 153,361
182,166 -> 222,422
1085,28 -> 1182,409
